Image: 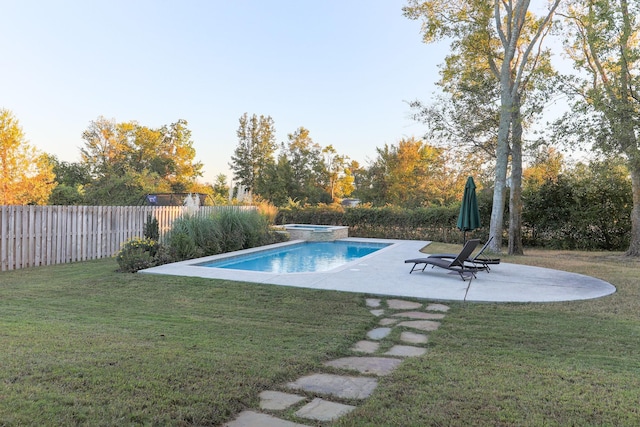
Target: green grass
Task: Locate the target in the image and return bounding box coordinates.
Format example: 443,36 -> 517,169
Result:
335,243 -> 640,426
0,260 -> 372,426
2,245 -> 640,426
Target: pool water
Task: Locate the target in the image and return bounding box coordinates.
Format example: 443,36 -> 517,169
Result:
198,241 -> 389,273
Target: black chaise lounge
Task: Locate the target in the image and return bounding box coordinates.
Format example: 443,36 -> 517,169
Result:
428,236 -> 501,272
405,239 -> 481,281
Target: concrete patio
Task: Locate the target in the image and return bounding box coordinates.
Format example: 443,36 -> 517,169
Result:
141,238 -> 616,303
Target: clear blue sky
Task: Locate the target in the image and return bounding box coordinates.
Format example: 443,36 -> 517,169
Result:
1,0 -> 447,184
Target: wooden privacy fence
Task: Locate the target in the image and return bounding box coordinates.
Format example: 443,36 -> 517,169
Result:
0,205 -> 255,271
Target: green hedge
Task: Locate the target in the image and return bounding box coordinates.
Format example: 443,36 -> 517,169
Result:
276,205 -> 486,244
277,192 -> 631,251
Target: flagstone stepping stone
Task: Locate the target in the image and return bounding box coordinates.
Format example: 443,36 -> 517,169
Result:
324,356 -> 402,376
287,374 -> 378,400
366,298 -> 382,308
379,318 -> 399,326
387,299 -> 422,310
259,391 -> 306,410
384,345 -> 427,357
426,303 -> 450,312
367,327 -> 392,340
224,410 -> 311,427
398,320 -> 440,331
370,309 -> 385,317
392,311 -> 445,320
351,340 -> 379,353
295,398 -> 356,422
400,331 -> 428,344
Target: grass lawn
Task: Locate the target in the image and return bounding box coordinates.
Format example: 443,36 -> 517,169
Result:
1,244 -> 640,426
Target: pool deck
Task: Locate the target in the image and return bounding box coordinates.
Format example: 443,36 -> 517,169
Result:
140,238 -> 616,303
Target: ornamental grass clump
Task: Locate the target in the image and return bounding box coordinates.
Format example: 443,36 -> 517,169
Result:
214,209 -> 273,252
116,209 -> 290,271
164,209 -> 287,263
167,215 -> 222,260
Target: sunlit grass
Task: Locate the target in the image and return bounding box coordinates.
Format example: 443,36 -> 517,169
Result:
0,260 -> 372,425
1,245 -> 640,426
335,242 -> 640,426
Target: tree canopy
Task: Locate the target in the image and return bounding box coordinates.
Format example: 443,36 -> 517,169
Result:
229,113 -> 277,197
556,0 -> 640,255
356,137 -> 470,207
0,109 -> 56,205
404,0 -> 561,254
79,116 -> 204,205
229,116 -> 354,206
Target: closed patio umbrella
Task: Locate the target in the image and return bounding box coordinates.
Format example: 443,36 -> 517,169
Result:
457,176 -> 480,243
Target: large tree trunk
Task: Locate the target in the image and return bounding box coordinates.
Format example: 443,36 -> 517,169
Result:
625,153 -> 640,256
508,95 -> 524,255
508,146 -> 523,255
488,0 -> 528,254
489,111 -> 510,253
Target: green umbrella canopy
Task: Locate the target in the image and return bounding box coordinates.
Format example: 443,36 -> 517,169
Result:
457,176 -> 480,237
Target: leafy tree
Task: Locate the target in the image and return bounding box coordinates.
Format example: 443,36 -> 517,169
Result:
83,168 -> 169,206
335,167 -> 355,200
283,127 -> 327,203
211,173 -> 230,204
80,116 -> 127,177
322,145 -> 353,200
359,137 -> 464,208
347,160 -> 368,199
158,120 -> 203,192
244,127 -> 354,206
404,0 -> 561,254
257,153 -> 295,207
523,146 -> 564,188
47,156 -> 91,205
229,113 -> 277,196
80,116 -> 203,205
556,0 -> 640,255
0,109 -> 56,205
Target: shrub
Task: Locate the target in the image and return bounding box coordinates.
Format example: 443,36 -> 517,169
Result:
144,214 -> 160,240
116,237 -> 160,273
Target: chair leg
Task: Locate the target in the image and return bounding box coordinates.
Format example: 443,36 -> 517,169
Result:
409,263 -> 427,274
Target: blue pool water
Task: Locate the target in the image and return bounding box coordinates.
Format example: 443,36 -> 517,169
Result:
198,241 -> 390,273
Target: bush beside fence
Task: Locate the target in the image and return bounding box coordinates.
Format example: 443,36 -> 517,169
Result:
0,205 -> 255,271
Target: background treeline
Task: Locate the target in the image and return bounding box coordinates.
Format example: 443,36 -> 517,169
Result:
277,156 -> 632,251
0,109 -> 634,251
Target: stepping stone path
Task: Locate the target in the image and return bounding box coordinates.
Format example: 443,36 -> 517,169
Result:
222,297 -> 450,426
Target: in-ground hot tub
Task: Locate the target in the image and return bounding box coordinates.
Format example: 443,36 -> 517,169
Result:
282,224 -> 349,241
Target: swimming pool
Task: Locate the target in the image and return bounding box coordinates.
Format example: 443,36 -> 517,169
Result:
197,241 -> 390,273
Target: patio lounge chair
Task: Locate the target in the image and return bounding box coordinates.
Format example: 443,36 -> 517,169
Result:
405,239 -> 481,281
428,236 -> 501,272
